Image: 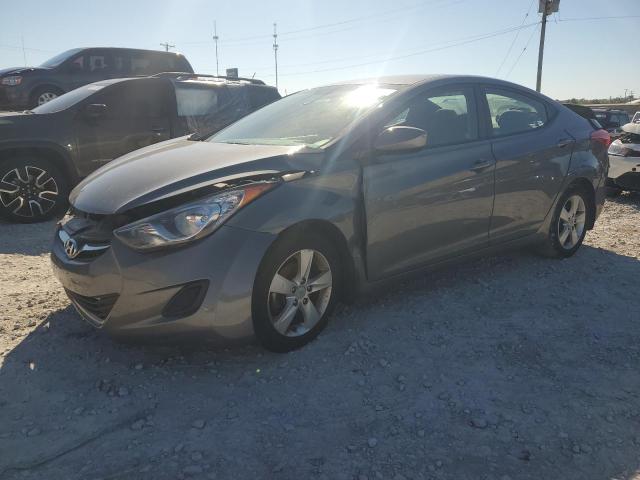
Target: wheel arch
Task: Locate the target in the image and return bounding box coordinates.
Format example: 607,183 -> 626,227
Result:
566,177 -> 596,230
0,144 -> 79,186
267,219 -> 357,302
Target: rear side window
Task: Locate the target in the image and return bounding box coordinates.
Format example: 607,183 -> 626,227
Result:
484,89 -> 548,137
175,84 -> 219,116
91,80 -> 170,119
130,53 -> 153,76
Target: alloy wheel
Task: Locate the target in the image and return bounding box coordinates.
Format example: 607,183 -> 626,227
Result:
37,92 -> 58,105
267,249 -> 333,337
0,165 -> 59,218
557,194 -> 586,250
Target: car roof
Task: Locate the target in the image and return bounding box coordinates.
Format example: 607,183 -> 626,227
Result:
75,47 -> 187,56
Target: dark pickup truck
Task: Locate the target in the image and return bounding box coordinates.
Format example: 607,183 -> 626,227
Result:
0,74 -> 281,222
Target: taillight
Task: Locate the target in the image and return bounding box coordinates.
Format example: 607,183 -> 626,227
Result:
591,129 -> 611,148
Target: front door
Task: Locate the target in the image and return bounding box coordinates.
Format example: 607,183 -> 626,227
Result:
73,79 -> 172,176
363,86 -> 495,281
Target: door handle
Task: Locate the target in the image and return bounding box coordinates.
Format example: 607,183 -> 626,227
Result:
470,159 -> 494,172
557,138 -> 573,148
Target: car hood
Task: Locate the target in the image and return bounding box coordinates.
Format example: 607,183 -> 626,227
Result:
0,66 -> 48,77
70,137 -> 317,214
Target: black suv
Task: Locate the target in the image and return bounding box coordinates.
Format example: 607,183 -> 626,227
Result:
0,74 -> 280,222
0,47 -> 193,110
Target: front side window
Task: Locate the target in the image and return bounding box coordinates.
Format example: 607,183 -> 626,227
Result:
210,84 -> 398,148
387,89 -> 478,147
485,89 -> 548,136
39,49 -> 83,68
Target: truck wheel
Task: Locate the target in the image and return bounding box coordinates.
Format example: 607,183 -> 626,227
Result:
0,156 -> 68,223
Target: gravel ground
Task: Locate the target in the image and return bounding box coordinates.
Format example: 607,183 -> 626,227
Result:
1,194 -> 639,480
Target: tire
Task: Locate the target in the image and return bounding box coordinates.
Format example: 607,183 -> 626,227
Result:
0,156 -> 69,223
252,230 -> 342,352
537,185 -> 592,258
30,86 -> 63,108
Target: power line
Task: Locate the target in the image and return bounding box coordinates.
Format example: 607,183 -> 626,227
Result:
558,14 -> 640,22
496,0 -> 536,76
260,21 -> 539,79
505,22 -> 540,79
180,0 -> 467,47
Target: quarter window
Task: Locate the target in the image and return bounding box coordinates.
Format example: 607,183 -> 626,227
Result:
485,89 -> 548,136
387,89 -> 478,147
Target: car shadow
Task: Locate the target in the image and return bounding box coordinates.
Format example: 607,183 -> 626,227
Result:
608,190 -> 640,210
2,242 -> 640,479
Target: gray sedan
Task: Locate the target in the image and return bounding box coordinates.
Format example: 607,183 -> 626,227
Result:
51,75 -> 610,352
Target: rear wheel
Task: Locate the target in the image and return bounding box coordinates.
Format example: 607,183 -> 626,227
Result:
252,231 -> 342,352
0,156 -> 68,223
538,186 -> 591,258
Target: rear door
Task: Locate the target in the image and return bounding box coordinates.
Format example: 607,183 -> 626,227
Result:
363,86 -> 495,280
481,86 -> 574,242
74,79 -> 172,173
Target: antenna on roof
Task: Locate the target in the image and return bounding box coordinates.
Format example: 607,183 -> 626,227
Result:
160,42 -> 175,52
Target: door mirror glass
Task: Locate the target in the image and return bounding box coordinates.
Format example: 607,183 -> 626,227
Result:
374,126 -> 427,153
84,103 -> 107,118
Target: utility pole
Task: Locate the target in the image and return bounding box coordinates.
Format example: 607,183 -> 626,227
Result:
21,36 -> 27,67
273,23 -> 279,91
536,0 -> 559,93
624,88 -> 628,101
159,42 -> 175,52
213,21 -> 220,76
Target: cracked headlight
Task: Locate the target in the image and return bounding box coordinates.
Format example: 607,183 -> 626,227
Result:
114,183 -> 276,250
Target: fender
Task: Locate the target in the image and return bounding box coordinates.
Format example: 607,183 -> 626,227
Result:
0,139 -> 79,184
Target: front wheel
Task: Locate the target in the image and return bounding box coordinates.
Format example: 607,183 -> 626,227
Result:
0,156 -> 68,223
538,186 -> 591,258
30,87 -> 63,107
252,231 -> 342,352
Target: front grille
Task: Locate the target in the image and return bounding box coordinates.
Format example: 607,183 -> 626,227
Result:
66,289 -> 119,326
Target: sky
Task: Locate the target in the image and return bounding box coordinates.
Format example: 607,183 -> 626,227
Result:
1,0 -> 639,99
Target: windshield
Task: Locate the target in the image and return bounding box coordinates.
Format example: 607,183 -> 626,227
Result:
209,84 -> 398,148
39,48 -> 83,68
32,82 -> 108,114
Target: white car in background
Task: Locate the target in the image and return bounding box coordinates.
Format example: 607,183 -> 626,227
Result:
607,122 -> 640,195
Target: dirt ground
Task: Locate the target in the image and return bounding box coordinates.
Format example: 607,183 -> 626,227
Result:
1,194 -> 639,480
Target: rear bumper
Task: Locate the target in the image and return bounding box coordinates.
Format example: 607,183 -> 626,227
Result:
51,224 -> 276,343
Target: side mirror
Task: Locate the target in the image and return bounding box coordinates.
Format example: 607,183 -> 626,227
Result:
84,103 -> 107,119
374,126 -> 427,154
